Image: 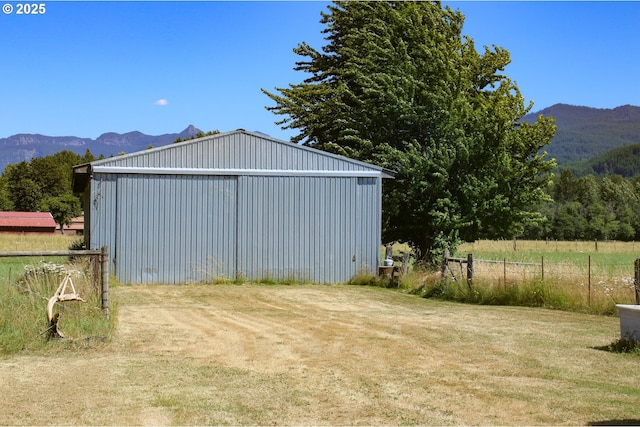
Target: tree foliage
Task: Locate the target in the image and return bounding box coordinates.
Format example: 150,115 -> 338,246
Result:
41,194 -> 82,232
263,1 -> 556,265
0,150 -> 95,223
523,171 -> 640,241
172,130 -> 220,144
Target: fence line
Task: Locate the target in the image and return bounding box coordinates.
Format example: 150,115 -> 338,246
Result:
0,246 -> 110,317
442,249 -> 640,305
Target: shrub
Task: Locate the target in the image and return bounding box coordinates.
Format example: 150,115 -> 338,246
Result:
348,271 -> 391,288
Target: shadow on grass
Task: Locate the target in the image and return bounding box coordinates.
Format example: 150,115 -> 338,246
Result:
589,420 -> 640,426
592,338 -> 640,355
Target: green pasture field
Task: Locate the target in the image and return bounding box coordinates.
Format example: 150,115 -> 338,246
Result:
0,234 -> 79,283
456,239 -> 638,286
458,238 -> 640,261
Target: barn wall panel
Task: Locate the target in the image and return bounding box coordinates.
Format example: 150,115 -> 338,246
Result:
107,174 -> 236,284
95,131 -> 373,172
237,176 -> 362,283
88,173 -> 117,268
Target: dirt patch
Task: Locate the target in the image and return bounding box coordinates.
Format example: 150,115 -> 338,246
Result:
1,283 -> 635,425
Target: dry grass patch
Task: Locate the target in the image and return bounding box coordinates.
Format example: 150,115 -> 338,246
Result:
1,283 -> 638,425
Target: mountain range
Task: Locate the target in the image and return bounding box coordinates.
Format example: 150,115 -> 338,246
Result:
2,103 -> 640,173
522,104 -> 640,164
0,125 -> 204,172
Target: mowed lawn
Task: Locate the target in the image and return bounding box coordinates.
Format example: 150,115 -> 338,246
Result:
1,283 -> 639,426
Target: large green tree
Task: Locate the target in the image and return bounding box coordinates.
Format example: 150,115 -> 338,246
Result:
263,1 -> 556,265
41,194 -> 82,233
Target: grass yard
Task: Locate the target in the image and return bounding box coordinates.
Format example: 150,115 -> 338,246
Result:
0,234 -> 79,282
1,283 -> 639,425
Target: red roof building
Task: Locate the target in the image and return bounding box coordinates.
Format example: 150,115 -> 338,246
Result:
59,215 -> 84,235
0,212 -> 58,234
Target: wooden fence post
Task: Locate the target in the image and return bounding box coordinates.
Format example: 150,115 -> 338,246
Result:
101,245 -> 110,319
401,252 -> 411,276
91,253 -> 99,292
441,249 -> 449,281
467,253 -> 474,288
634,258 -> 640,305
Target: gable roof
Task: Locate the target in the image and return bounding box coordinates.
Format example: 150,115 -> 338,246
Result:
73,129 -> 395,192
0,211 -> 57,230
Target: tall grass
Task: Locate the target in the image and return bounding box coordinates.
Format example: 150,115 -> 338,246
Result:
0,234 -> 115,354
0,233 -> 78,252
384,240 -> 639,315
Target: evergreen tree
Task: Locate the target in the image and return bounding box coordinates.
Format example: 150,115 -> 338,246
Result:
263,1 -> 556,265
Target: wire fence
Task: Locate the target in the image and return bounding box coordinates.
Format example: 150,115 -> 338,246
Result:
442,250 -> 640,306
0,247 -> 110,317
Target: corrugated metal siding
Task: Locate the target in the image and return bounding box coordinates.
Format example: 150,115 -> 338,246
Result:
355,177 -> 382,273
237,176 -> 361,283
84,131 -> 387,284
95,132 -> 372,172
113,174 -> 236,284
89,173 -> 117,262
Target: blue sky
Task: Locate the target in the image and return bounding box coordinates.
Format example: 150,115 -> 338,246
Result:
1,1 -> 638,141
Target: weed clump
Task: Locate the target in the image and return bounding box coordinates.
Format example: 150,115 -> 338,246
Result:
0,260 -> 114,354
405,268 -> 620,315
348,271 -> 393,288
601,337 -> 640,355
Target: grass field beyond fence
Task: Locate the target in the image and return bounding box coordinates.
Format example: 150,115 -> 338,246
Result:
430,239 -> 640,314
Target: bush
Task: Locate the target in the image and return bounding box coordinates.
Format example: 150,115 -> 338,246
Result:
348,271 -> 392,288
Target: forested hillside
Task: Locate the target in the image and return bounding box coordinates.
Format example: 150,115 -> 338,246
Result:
523,104 -> 640,164
562,143 -> 640,177
523,171 -> 640,241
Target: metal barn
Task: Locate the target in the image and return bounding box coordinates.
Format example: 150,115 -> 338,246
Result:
72,129 -> 394,284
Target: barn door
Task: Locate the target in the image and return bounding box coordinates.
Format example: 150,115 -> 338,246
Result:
115,174 -> 237,284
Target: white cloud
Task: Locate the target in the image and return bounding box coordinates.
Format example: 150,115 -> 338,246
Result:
154,99 -> 169,106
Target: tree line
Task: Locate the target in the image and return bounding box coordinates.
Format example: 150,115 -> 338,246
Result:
523,170 -> 640,241
0,150 -> 99,231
